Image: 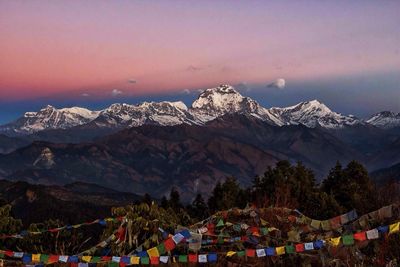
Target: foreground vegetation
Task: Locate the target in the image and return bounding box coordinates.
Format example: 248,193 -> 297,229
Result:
1,160 -> 399,266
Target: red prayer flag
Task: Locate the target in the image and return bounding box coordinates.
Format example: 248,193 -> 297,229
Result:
295,243 -> 305,252
116,227 -> 126,242
164,238 -> 176,251
101,256 -> 112,262
330,216 -> 341,229
188,254 -> 198,263
5,251 -> 13,257
70,263 -> 78,267
150,257 -> 160,265
288,215 -> 297,223
48,255 -> 59,263
250,227 -> 259,234
119,263 -> 127,267
246,249 -> 256,257
353,232 -> 367,241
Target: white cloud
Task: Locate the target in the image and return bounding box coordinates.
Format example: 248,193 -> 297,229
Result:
81,93 -> 90,97
111,89 -> 123,97
181,89 -> 191,94
236,82 -> 250,92
267,78 -> 286,89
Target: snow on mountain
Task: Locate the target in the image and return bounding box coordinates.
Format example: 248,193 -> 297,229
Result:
270,100 -> 362,129
0,84 -> 396,135
0,105 -> 100,135
190,84 -> 284,125
93,101 -> 197,127
366,111 -> 400,129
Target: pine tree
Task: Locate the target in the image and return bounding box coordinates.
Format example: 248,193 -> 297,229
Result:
168,187 -> 182,212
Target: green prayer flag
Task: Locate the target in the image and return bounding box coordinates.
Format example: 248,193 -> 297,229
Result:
40,254 -> 49,263
285,245 -> 295,254
0,253 -> 4,258
108,262 -> 118,267
260,227 -> 268,235
157,243 -> 166,255
91,256 -> 101,263
178,255 -> 188,263
233,224 -> 241,232
141,257 -> 150,265
342,234 -> 354,246
216,219 -> 224,227
236,251 -> 245,257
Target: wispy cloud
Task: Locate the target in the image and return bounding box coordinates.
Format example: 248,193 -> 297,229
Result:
81,93 -> 90,97
111,89 -> 123,97
186,65 -> 203,72
127,79 -> 137,84
235,82 -> 250,92
181,89 -> 191,94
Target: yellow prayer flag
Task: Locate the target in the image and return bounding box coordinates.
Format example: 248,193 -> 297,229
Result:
260,218 -> 268,226
276,246 -> 285,255
328,236 -> 341,246
310,219 -> 321,229
147,247 -> 160,257
226,251 -> 236,257
82,256 -> 92,263
32,254 -> 41,262
389,222 -> 400,234
130,256 -> 140,265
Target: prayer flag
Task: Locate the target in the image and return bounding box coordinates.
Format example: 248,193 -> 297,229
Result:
304,242 -> 314,250
188,254 -> 198,262
328,237 -> 341,246
147,247 -> 159,258
266,247 -> 275,256
208,253 -> 217,262
198,254 -> 207,263
342,234 -> 354,245
389,222 -> 400,234
366,229 -> 379,240
130,257 -> 140,265
353,232 -> 367,241
164,238 -> 176,251
256,249 -> 266,257
150,257 -> 159,265
82,256 -> 92,263
159,256 -> 169,264
285,245 -> 295,254
226,251 -> 236,257
276,246 -> 285,255
177,255 -> 187,263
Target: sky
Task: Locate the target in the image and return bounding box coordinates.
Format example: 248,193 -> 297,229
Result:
0,0 -> 399,124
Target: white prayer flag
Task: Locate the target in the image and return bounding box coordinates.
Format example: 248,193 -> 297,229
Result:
256,249 -> 266,257
366,229 -> 379,240
198,254 -> 208,263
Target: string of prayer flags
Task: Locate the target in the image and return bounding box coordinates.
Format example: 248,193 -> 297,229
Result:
0,216 -> 123,239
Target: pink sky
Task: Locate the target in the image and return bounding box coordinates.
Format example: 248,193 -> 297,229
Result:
0,0 -> 399,100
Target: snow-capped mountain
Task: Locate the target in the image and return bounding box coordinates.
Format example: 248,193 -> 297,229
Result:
190,84 -> 284,125
0,84 -> 396,135
366,111 -> 400,129
93,101 -> 197,128
0,105 -> 99,135
270,100 -> 362,129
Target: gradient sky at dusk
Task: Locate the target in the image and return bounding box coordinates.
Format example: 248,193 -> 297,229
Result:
0,0 -> 399,124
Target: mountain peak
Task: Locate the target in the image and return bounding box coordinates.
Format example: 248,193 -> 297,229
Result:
367,111 -> 400,129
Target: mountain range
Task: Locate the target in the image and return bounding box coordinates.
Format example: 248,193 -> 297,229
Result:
2,85 -> 399,136
0,85 -> 399,201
